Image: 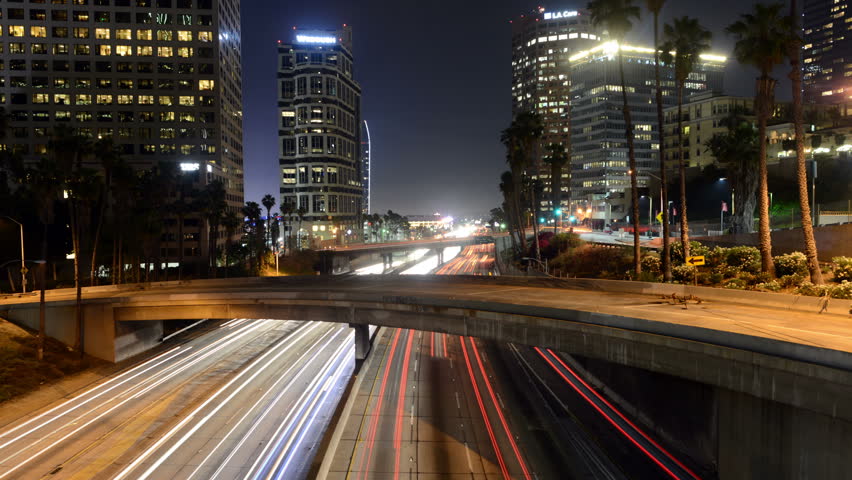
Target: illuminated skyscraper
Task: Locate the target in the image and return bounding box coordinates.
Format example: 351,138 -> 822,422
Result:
278,26 -> 362,247
0,0 -> 244,264
511,6 -> 602,211
361,120 -> 370,214
803,0 -> 852,102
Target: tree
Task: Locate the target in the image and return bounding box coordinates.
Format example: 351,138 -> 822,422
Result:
295,207 -> 307,249
787,0 -> 823,284
727,3 -> 793,276
498,171 -> 519,252
198,181 -> 227,278
544,143 -> 568,234
588,0 -> 642,277
500,112 -> 544,253
661,16 -> 713,262
262,193 -> 276,248
646,0 -> 671,281
242,201 -> 264,273
172,177 -> 198,280
280,202 -> 295,254
221,210 -> 242,276
89,138 -> 121,286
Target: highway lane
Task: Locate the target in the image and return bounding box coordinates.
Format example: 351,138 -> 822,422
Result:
0,318 -> 354,480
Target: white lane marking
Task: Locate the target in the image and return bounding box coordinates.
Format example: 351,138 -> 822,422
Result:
496,392 -> 505,409
410,405 -> 414,426
455,392 -> 461,410
464,442 -> 474,471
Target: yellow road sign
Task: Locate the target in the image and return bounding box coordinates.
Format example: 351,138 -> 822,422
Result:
685,255 -> 705,266
655,211 -> 663,223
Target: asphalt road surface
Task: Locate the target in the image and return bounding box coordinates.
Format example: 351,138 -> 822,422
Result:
0,319 -> 354,480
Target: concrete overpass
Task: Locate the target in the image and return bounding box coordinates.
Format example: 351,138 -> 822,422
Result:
1,275 -> 852,477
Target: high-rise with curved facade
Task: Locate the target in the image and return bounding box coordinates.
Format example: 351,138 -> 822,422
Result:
277,26 -> 362,247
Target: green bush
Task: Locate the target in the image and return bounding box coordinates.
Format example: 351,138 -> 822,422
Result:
670,241 -> 710,265
704,271 -> 724,285
778,274 -> 806,288
724,278 -> 747,289
832,257 -> 852,283
551,244 -> 631,279
829,281 -> 852,299
541,232 -> 584,260
641,253 -> 661,275
755,280 -> 782,292
773,252 -> 809,277
672,264 -> 697,284
706,246 -> 729,268
726,246 -> 761,273
713,264 -> 742,279
796,281 -> 830,297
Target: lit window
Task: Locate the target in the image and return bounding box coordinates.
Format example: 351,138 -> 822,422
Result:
95,28 -> 110,39
32,93 -> 50,104
198,79 -> 215,90
137,29 -> 153,40
97,45 -> 111,56
159,96 -> 174,106
75,44 -> 91,55
76,94 -> 92,105
198,31 -> 213,42
96,95 -> 113,105
73,28 -> 89,38
115,45 -> 132,56
54,94 -> 70,105
9,26 -> 25,37
138,95 -> 154,104
117,95 -> 133,105
177,47 -> 193,58
179,95 -> 194,106
137,45 -> 153,56
158,46 -> 173,57
177,30 -> 192,41
30,26 -> 48,38
116,29 -> 132,40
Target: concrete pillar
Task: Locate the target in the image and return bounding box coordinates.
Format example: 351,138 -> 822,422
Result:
436,247 -> 444,265
350,323 -> 371,361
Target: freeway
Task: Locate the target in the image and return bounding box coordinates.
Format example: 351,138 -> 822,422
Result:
0,319 -> 354,480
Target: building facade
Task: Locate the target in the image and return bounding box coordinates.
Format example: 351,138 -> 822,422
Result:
511,6 -> 602,211
0,0 -> 245,263
277,26 -> 362,247
360,119 -> 370,214
569,42 -> 725,223
803,0 -> 852,103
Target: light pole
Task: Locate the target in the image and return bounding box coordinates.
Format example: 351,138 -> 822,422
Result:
644,172 -> 664,236
2,216 -> 26,293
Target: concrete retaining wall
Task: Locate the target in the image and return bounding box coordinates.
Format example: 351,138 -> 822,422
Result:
695,223 -> 852,260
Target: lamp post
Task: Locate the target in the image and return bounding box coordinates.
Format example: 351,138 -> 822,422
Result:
2,216 -> 26,293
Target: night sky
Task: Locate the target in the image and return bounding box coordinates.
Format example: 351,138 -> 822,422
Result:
241,0 -> 790,218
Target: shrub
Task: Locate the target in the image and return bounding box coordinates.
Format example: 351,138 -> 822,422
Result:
706,246 -> 729,268
832,257 -> 852,283
672,264 -> 697,284
773,252 -> 809,277
551,244 -> 631,279
704,271 -> 724,285
641,253 -> 661,275
670,241 -> 709,265
796,281 -> 830,297
778,274 -> 806,288
713,264 -> 742,279
724,278 -> 747,289
541,232 -> 584,260
726,246 -> 761,273
755,280 -> 782,292
829,281 -> 852,299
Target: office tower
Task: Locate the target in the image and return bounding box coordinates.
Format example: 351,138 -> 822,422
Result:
361,119 -> 370,215
277,26 -> 362,247
803,0 -> 852,103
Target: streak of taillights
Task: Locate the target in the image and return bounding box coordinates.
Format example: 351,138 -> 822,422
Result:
355,328 -> 402,480
470,338 -> 531,480
393,331 -> 414,480
546,349 -> 701,480
460,336 -> 509,479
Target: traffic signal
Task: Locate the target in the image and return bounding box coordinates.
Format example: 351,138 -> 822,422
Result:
554,208 -> 562,216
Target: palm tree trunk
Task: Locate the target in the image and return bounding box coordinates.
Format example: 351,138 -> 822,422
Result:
677,84 -> 690,260
178,214 -> 184,281
789,0 -> 823,284
511,168 -> 528,253
618,49 -> 641,277
530,185 -> 541,262
69,199 -> 83,354
756,75 -> 776,276
38,222 -> 48,361
90,173 -> 110,286
653,12 -> 672,282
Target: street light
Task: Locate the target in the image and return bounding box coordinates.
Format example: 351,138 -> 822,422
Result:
1,216 -> 26,293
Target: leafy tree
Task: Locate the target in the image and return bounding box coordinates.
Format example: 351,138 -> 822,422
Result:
198,181 -> 227,278
588,0 -> 642,276
262,193 -> 276,248
221,210 -> 243,276
501,112 -> 543,252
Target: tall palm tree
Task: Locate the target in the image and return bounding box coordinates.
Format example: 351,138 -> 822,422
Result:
501,112 -> 543,253
262,193 -> 276,248
660,16 -> 712,261
544,143 -> 568,234
221,210 -> 242,277
199,180 -> 227,278
588,0 -> 642,277
499,171 -> 519,252
646,0 -> 671,281
727,3 -> 792,276
787,0 -> 823,284
89,138 -> 120,286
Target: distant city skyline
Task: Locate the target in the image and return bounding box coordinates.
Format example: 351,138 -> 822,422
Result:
242,0 -> 793,218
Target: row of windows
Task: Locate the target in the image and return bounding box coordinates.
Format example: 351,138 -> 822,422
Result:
281,105 -> 357,134
6,141 -> 218,156
0,12 -> 213,26
280,76 -> 358,107
0,57 -> 216,71
280,50 -> 353,77
2,43 -> 206,58
2,0 -> 212,8
10,125 -> 215,138
25,93 -> 209,105
3,78 -> 213,93
0,26 -> 212,40
282,165 -> 360,187
288,194 -> 361,215
5,109 -> 216,122
281,135 -> 357,160
2,76 -> 215,92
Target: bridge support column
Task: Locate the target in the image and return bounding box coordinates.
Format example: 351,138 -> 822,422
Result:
350,323 -> 371,361
435,247 -> 444,266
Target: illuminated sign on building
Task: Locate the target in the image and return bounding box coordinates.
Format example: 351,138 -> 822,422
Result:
543,10 -> 578,20
295,34 -> 337,44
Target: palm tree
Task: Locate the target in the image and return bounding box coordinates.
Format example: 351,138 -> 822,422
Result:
90,138 -> 121,286
727,3 -> 792,276
262,193 -> 276,248
587,0 -> 642,277
544,143 -> 568,234
787,0 -> 823,284
198,181 -> 227,278
646,0 -> 671,281
280,202 -> 294,254
499,171 -> 519,252
660,17 -> 712,262
221,210 -> 242,277
501,112 -> 543,253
